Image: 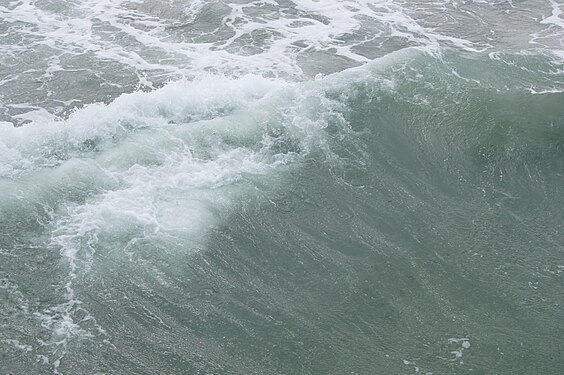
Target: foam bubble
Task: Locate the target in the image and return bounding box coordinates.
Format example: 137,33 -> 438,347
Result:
448,338 -> 471,362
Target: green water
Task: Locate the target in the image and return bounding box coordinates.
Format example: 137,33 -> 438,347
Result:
1,1 -> 563,374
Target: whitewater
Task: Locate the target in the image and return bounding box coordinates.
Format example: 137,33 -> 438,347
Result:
1,1 -> 563,374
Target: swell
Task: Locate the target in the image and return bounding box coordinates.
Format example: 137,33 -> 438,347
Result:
174,49 -> 564,374
1,48 -> 564,373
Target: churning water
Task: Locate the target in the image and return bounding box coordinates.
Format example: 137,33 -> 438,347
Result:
1,1 -> 563,374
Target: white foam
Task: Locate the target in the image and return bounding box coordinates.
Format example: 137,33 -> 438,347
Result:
1,1 -> 560,372
2,339 -> 33,352
0,0 -> 483,90
448,337 -> 471,363
12,49 -> 423,358
540,0 -> 564,30
0,75 -> 292,370
1,0 -> 504,127
0,70 -> 333,367
0,278 -> 31,315
529,0 -> 564,58
0,75 -> 283,178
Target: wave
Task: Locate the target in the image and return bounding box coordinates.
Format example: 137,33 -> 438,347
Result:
1,47 -> 563,373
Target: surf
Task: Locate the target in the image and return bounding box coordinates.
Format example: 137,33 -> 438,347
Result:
1,43 -> 563,373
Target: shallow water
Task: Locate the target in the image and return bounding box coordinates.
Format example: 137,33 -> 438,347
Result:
1,1 -> 563,374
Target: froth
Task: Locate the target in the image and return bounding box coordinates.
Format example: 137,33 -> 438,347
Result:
3,64 -> 373,368
1,0 -> 491,123
0,75 -> 283,178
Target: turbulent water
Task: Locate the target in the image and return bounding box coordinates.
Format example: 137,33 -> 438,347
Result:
1,0 -> 563,374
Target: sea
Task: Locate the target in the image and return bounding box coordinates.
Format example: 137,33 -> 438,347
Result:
0,0 -> 563,374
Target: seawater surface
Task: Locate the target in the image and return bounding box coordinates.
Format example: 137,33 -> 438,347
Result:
0,1 -> 563,374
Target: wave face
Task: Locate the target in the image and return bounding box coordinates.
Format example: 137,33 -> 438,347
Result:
1,1 -> 563,374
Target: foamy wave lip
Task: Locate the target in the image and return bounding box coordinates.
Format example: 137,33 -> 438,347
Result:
0,74 -> 292,369
3,48 -> 426,372
0,73 -> 275,358
41,48 -> 418,250
0,75 -> 284,178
